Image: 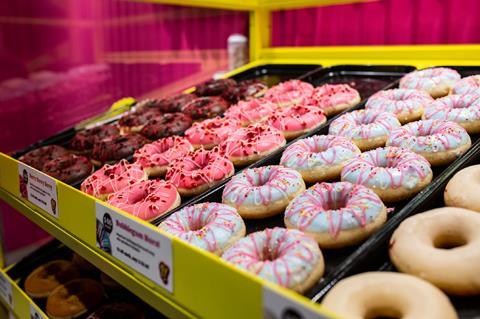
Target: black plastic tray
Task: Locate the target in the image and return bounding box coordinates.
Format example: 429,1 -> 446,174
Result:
229,63 -> 321,86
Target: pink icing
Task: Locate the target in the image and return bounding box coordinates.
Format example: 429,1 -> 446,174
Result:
264,80 -> 314,107
185,117 -> 242,147
134,136 -> 193,169
219,123 -> 286,158
265,105 -> 326,133
107,180 -> 178,221
309,84 -> 360,110
166,148 -> 234,190
80,160 -> 146,197
224,98 -> 278,125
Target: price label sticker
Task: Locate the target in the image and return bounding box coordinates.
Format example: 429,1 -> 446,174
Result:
18,163 -> 58,219
0,272 -> 14,309
95,202 -> 173,292
263,286 -> 328,319
29,304 -> 46,319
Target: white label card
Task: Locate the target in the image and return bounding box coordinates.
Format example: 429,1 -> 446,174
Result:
18,163 -> 58,219
95,202 -> 173,292
263,286 -> 328,319
29,304 -> 46,319
0,272 -> 13,309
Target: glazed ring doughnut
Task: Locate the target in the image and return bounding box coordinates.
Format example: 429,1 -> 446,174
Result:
222,227 -> 324,293
224,98 -> 278,127
422,94 -> 480,134
386,119 -> 471,166
182,96 -> 230,120
322,272 -> 457,319
158,203 -> 246,255
399,67 -> 461,98
452,75 -> 480,95
390,207 -> 480,295
366,88 -> 433,124
185,117 -> 242,149
280,135 -> 361,183
285,182 -> 387,248
222,165 -> 305,218
264,80 -> 314,108
328,109 -> 401,151
444,165 -> 480,212
140,112 -> 192,140
341,147 -> 433,202
309,84 -> 361,116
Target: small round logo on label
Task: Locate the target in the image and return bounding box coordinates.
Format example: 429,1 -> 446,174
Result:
103,213 -> 113,233
282,308 -> 303,319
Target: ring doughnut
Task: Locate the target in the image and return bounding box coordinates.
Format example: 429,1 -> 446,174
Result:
195,78 -> 236,96
43,153 -> 94,184
422,94 -> 480,134
265,105 -> 327,140
224,98 -> 278,126
185,117 -> 242,149
386,119 -> 471,166
222,227 -> 324,293
264,80 -> 314,108
107,180 -> 180,222
223,79 -> 268,102
280,135 -> 360,183
222,165 -> 305,219
399,67 -> 461,98
390,207 -> 480,295
328,109 -> 401,151
69,124 -> 119,154
341,147 -> 432,202
182,96 -> 230,120
444,165 -> 480,212
366,89 -> 433,124
137,94 -> 195,113
452,75 -> 480,96
118,108 -> 162,133
322,272 -> 457,319
140,112 -> 192,140
166,148 -> 234,196
91,133 -> 150,166
158,203 -> 246,255
285,182 -> 387,248
19,145 -> 69,170
309,84 -> 361,116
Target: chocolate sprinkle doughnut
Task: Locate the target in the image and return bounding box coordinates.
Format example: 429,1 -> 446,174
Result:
43,153 -> 93,184
137,94 -> 196,113
69,124 -> 120,154
195,78 -> 237,96
19,145 -> 69,170
140,113 -> 192,140
118,108 -> 162,132
91,134 -> 150,165
182,96 -> 230,120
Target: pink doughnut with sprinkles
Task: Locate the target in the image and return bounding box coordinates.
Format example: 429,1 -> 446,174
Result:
341,147 -> 433,202
264,80 -> 314,108
185,117 -> 242,149
134,136 -> 193,177
166,148 -> 234,197
222,165 -> 305,218
219,123 -> 286,166
224,98 -> 278,126
107,180 -> 180,222
285,182 -> 387,248
309,84 -> 361,116
366,89 -> 434,123
399,67 -> 461,98
452,75 -> 480,96
158,203 -> 245,255
265,105 -> 326,140
222,227 -> 324,293
80,160 -> 147,200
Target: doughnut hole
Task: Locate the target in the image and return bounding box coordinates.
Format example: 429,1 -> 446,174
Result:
433,231 -> 468,250
365,307 -> 402,319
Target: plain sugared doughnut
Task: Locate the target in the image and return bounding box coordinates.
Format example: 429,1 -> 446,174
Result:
444,165 -> 480,212
322,272 -> 458,319
390,207 -> 480,295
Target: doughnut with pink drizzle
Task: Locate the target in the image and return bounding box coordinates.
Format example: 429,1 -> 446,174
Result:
224,98 -> 278,126
265,105 -> 326,140
222,227 -> 324,293
219,123 -> 286,166
166,147 -> 234,196
309,84 -> 361,116
452,75 -> 480,95
422,94 -> 480,134
264,80 -> 314,108
387,119 -> 471,166
134,136 -> 193,177
80,160 -> 147,200
222,165 -> 305,218
341,147 -> 432,202
185,117 -> 242,149
328,109 -> 401,151
280,135 -> 361,183
366,89 -> 433,123
107,180 -> 180,222
285,182 -> 387,248
158,203 -> 245,255
399,67 -> 461,98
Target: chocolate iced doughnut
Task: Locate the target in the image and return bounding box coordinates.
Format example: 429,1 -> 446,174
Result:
195,78 -> 236,96
43,154 -> 93,184
223,79 -> 268,103
118,108 -> 162,133
140,113 -> 192,140
136,94 -> 196,113
182,96 -> 230,120
91,134 -> 150,166
19,145 -> 69,170
69,124 -> 120,154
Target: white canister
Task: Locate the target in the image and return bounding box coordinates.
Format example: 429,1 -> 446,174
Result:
228,34 -> 248,71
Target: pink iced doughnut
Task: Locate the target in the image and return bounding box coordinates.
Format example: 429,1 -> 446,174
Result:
399,67 -> 461,98
422,94 -> 480,134
133,136 -> 193,177
264,80 -> 314,108
166,148 -> 234,196
80,160 -> 147,200
224,98 -> 278,126
366,89 -> 434,123
309,84 -> 361,116
452,75 -> 480,95
185,117 -> 242,149
219,123 -> 286,166
265,105 -> 326,140
107,180 -> 180,222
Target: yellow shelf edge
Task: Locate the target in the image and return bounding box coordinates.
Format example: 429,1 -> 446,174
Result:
130,0 -> 258,10
258,0 -> 376,10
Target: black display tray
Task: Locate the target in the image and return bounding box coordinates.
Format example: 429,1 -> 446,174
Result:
229,63 -> 321,86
